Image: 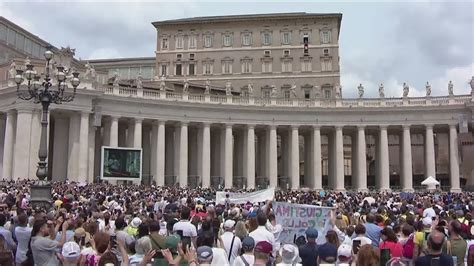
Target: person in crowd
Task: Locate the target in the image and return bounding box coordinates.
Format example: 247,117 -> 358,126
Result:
249,211 -> 277,257
298,228 -> 318,266
14,212 -> 32,265
317,230 -> 339,264
233,236 -> 255,266
129,236 -> 152,265
173,206 -> 198,247
356,244 -> 380,266
352,223 -> 372,246
253,240 -> 273,266
234,220 -> 248,241
380,227 -> 403,258
30,217 -> 69,266
0,213 -> 16,251
337,243 -> 353,265
277,243 -> 302,266
414,230 -> 454,266
446,220 -> 467,266
221,219 -> 242,264
365,213 -> 381,247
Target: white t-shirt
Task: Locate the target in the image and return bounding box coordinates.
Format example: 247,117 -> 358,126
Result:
249,225 -> 277,257
233,254 -> 255,266
173,220 -> 197,237
211,247 -> 229,266
353,235 -> 372,246
422,207 -> 436,225
221,232 -> 242,265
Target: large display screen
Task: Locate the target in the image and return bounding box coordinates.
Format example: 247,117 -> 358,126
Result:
101,146 -> 142,181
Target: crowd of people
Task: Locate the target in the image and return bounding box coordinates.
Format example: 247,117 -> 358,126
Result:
0,180 -> 473,266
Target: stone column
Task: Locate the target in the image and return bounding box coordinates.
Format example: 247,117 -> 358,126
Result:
29,110 -> 41,178
109,116 -> 119,147
246,125 -> 256,189
127,120 -> 135,148
77,112 -> 90,183
290,125 -> 300,189
449,124 -> 461,192
334,126 -> 345,191
224,124 -> 233,188
178,122 -> 188,186
0,115 -> 5,177
13,108 -> 33,179
281,131 -> 289,179
154,121 -> 166,186
379,126 -> 390,191
311,126 -> 322,190
165,128 -> 175,179
304,134 -> 311,187
88,119 -> 96,183
67,113 -> 80,180
52,117 -> 69,181
201,123 -> 211,188
269,125 -> 278,188
401,125 -> 413,191
133,118 -> 142,148
2,111 -> 15,179
425,124 -> 436,178
357,125 -> 368,191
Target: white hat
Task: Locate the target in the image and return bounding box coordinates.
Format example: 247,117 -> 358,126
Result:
131,217 -> 142,228
337,244 -> 352,260
62,241 -> 81,261
279,244 -> 300,264
223,219 -> 236,229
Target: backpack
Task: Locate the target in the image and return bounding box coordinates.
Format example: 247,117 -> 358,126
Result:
402,234 -> 415,259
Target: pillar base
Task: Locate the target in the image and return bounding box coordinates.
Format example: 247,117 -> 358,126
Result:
334,188 -> 346,192
450,188 -> 462,193
379,188 -> 392,193
357,188 -> 369,193
402,188 -> 415,192
30,180 -> 53,212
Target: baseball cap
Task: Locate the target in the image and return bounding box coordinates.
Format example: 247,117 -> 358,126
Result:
62,241 -> 81,261
165,235 -> 181,249
254,241 -> 272,254
131,217 -> 142,228
337,244 -> 352,261
223,219 -> 236,229
242,236 -> 255,249
197,245 -> 213,261
305,228 -> 318,239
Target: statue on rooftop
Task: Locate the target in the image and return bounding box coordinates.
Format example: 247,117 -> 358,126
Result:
225,81 -> 232,96
183,77 -> 189,94
8,61 -> 16,79
403,82 -> 409,97
205,79 -> 211,94
290,83 -> 297,98
159,76 -> 166,91
425,82 -> 431,97
448,80 -> 454,96
248,83 -> 254,96
358,83 -> 364,98
136,73 -> 143,89
270,85 -> 278,97
379,83 -> 385,98
335,84 -> 342,99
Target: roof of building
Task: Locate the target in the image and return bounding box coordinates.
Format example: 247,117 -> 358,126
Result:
152,12 -> 343,27
0,16 -> 55,50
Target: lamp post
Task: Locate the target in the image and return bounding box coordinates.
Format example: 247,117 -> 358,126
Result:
14,49 -> 80,210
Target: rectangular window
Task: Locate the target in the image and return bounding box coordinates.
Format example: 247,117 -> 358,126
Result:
161,65 -> 167,76
242,61 -> 252,73
188,64 -> 195,75
262,32 -> 271,45
242,33 -> 252,46
222,61 -> 232,74
263,89 -> 271,98
0,24 -> 6,41
176,36 -> 184,49
204,35 -> 213,48
262,62 -> 272,73
283,90 -> 290,99
241,89 -> 249,97
15,33 -> 24,51
223,34 -> 232,47
282,61 -> 292,72
324,89 -> 331,99
282,32 -> 291,45
161,38 -> 169,49
7,29 -> 15,45
189,35 -> 197,49
175,64 -> 182,76
323,48 -> 329,55
321,58 -> 332,71
24,38 -> 32,54
32,42 -> 40,58
264,50 -> 271,57
176,54 -> 182,60
189,53 -> 195,60
302,60 -> 312,72
304,89 -> 311,99
203,63 -> 213,75
283,50 -> 290,56
321,30 -> 331,44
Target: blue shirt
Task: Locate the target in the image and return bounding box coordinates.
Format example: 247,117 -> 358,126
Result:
364,223 -> 381,247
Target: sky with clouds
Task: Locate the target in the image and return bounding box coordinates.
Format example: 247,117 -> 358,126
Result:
1,0 -> 472,98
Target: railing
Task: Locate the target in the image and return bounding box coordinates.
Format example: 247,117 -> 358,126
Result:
101,86 -> 473,109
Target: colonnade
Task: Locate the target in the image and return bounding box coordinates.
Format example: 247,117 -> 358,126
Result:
0,108 -> 463,192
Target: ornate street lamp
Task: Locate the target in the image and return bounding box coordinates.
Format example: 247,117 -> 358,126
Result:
15,48 -> 80,210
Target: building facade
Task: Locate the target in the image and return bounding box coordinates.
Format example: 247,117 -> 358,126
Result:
152,13 -> 342,99
0,14 -> 473,192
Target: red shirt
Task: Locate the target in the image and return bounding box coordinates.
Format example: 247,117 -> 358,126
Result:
380,241 -> 403,258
